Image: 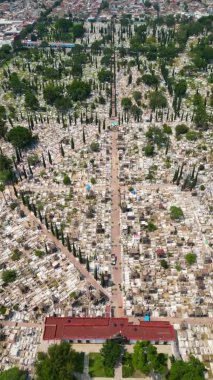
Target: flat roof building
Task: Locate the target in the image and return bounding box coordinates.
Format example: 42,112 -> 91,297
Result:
43,317 -> 176,344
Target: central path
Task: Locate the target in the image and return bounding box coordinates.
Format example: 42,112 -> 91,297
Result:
111,130 -> 123,316
110,28 -> 124,317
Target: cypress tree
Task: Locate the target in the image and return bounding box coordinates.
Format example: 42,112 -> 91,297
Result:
83,128 -> 86,144
55,225 -> 59,239
61,228 -> 65,245
94,266 -> 98,280
60,144 -> 65,157
13,185 -> 18,198
22,166 -> 27,179
69,114 -> 72,125
73,243 -> 76,257
38,209 -> 42,222
67,236 -> 72,252
78,247 -> 83,263
48,150 -> 52,165
101,273 -> 105,287
12,156 -> 17,170
15,148 -> 20,164
28,163 -> 33,176
172,166 -> 179,184
177,163 -> 184,185
42,153 -> 46,168
191,165 -> 196,179
45,215 -> 49,229
20,192 -> 25,205
50,221 -> 55,235
45,243 -> 48,255
86,257 -> 90,271
32,203 -> 37,216
165,139 -> 169,155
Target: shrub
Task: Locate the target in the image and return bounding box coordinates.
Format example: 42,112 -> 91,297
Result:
144,144 -> 154,156
90,142 -> 100,152
163,124 -> 172,134
185,130 -> 199,141
161,259 -> 169,269
147,222 -> 157,232
185,253 -> 197,265
2,270 -> 17,284
170,206 -> 184,220
35,250 -> 45,258
63,174 -> 71,185
11,249 -> 21,261
175,124 -> 189,137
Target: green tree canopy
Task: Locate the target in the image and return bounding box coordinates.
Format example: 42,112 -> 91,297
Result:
90,142 -> 100,152
170,206 -> 184,220
144,143 -> 154,156
132,91 -> 142,103
174,79 -> 187,97
132,341 -> 168,376
67,80 -> 91,101
43,84 -> 63,105
142,73 -> 159,87
54,96 -> 72,112
149,91 -> 167,110
9,72 -> 25,95
25,91 -> 39,110
55,18 -> 73,33
63,174 -> 71,185
73,24 -> 85,39
0,105 -> 6,120
145,126 -> 168,147
2,270 -> 17,284
35,342 -> 77,380
185,253 -> 197,266
0,367 -> 27,380
0,118 -> 7,139
0,153 -> 14,184
100,339 -> 122,369
121,97 -> 132,111
7,126 -> 35,149
169,356 -> 205,380
175,124 -> 189,137
98,68 -> 112,83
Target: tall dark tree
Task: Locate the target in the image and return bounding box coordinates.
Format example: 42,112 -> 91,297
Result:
48,150 -> 52,165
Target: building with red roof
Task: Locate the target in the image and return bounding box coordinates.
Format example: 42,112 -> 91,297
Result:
43,317 -> 176,344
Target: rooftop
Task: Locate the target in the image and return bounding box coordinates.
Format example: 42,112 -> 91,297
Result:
43,317 -> 176,342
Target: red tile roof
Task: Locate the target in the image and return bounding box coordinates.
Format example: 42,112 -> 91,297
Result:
43,317 -> 176,342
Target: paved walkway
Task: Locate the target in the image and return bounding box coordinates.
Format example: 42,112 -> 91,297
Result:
0,320 -> 42,328
110,130 -> 123,317
110,47 -> 123,317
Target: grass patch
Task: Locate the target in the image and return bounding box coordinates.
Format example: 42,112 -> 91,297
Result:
89,353 -> 114,377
